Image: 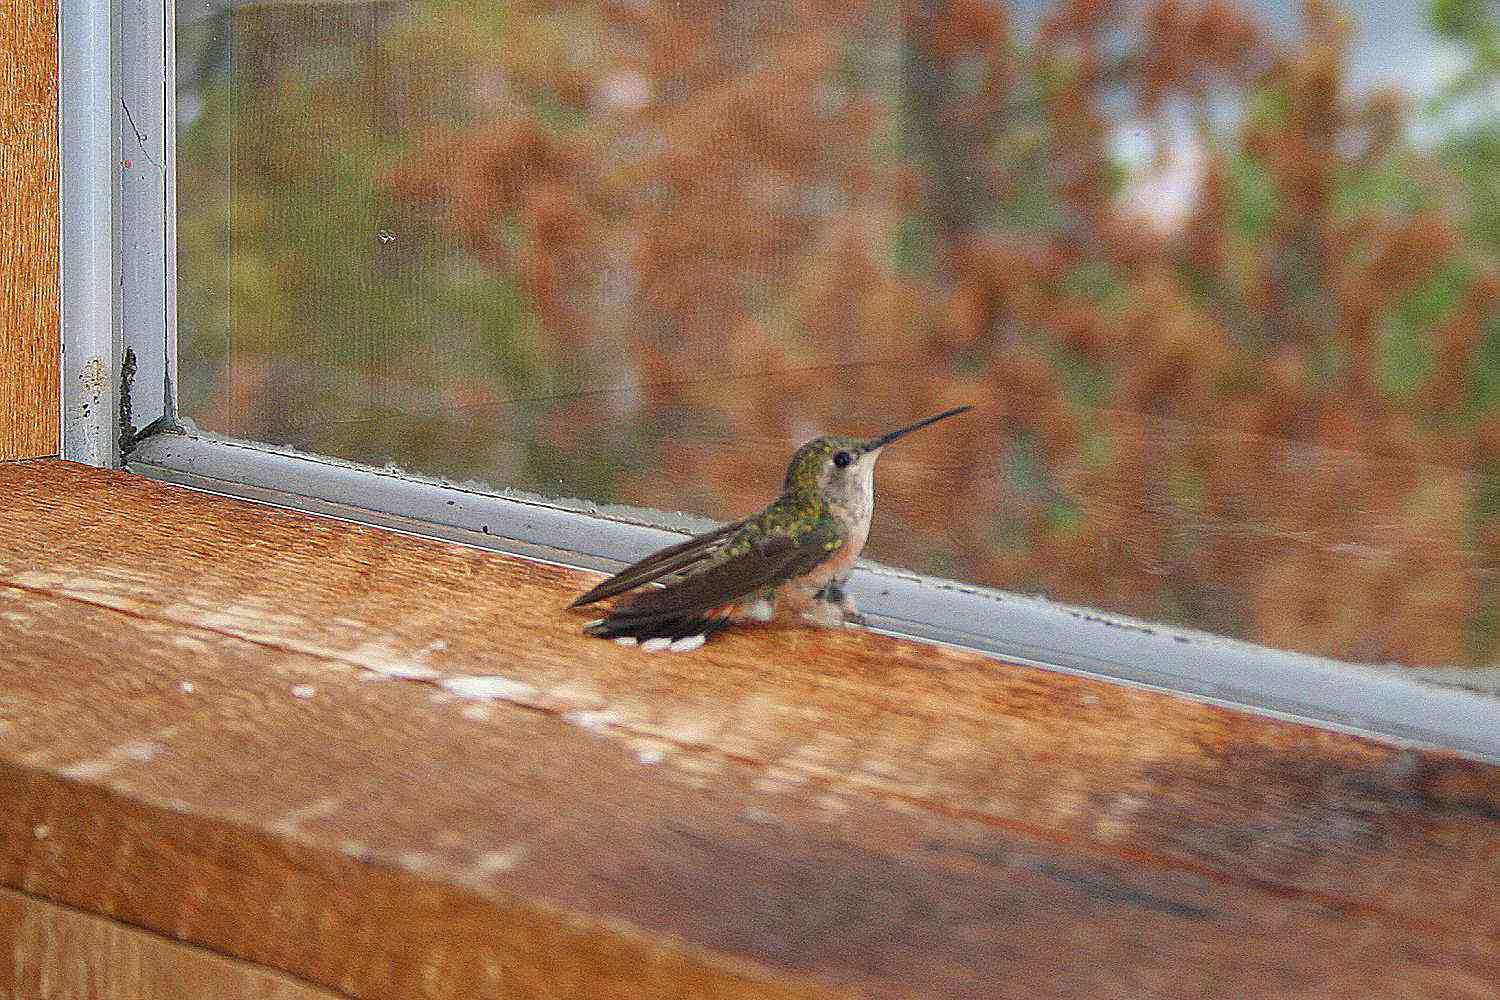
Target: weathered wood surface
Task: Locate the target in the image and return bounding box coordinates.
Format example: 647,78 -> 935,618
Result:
0,885 -> 339,1000
0,0 -> 60,460
1,459 -> 1498,999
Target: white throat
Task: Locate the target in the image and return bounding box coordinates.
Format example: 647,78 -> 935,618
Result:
846,452 -> 878,521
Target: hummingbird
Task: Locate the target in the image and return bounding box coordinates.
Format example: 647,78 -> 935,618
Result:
571,405 -> 971,651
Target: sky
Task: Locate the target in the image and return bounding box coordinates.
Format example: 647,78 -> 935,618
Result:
999,0 -> 1494,228
1007,0 -> 1459,99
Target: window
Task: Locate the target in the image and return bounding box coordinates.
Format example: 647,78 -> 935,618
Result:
69,0 -> 1500,756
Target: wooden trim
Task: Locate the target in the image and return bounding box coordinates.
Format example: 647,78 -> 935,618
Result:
0,886 -> 340,1000
3,459 -> 1500,998
0,0 -> 61,460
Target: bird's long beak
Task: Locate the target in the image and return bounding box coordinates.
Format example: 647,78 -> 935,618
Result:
863,405 -> 972,452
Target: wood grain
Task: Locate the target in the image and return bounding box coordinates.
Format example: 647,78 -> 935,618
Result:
2,459 -> 1499,999
0,0 -> 61,460
0,885 -> 339,1000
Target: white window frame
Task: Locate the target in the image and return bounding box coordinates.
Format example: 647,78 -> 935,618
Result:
57,0 -> 1500,763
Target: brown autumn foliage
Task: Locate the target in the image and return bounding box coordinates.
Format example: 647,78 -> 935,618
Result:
184,0 -> 1500,667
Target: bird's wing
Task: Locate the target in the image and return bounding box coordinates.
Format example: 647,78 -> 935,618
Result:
570,517 -> 747,607
585,520 -> 843,642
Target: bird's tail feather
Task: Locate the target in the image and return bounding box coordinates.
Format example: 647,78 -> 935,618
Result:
585,613 -> 731,645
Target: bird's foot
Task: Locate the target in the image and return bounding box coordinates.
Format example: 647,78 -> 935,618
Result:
796,600 -> 847,628
795,598 -> 865,629
808,579 -> 864,628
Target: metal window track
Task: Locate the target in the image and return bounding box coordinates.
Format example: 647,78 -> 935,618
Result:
129,429 -> 1500,765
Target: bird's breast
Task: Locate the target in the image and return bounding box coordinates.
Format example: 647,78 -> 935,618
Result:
820,536 -> 863,580
823,505 -> 871,576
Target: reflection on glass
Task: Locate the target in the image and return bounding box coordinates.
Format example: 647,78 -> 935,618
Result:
176,1 -> 1500,668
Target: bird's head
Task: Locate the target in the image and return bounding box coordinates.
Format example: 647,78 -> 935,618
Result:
780,406 -> 972,508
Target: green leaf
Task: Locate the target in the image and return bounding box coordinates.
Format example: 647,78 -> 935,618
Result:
1227,154 -> 1277,240
1468,312 -> 1500,416
890,212 -> 938,276
1378,260 -> 1474,402
1060,262 -> 1124,305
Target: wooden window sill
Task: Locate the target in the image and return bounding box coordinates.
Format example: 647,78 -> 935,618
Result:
2,459 -> 1498,998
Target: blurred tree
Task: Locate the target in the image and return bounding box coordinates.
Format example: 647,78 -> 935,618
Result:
176,0 -> 1500,667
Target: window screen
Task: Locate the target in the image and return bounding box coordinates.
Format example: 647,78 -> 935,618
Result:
175,0 -> 1500,669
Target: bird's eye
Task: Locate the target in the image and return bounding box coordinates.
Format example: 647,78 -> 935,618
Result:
833,450 -> 852,469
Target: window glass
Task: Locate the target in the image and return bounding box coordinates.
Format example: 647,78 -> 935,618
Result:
176,0 -> 1500,668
